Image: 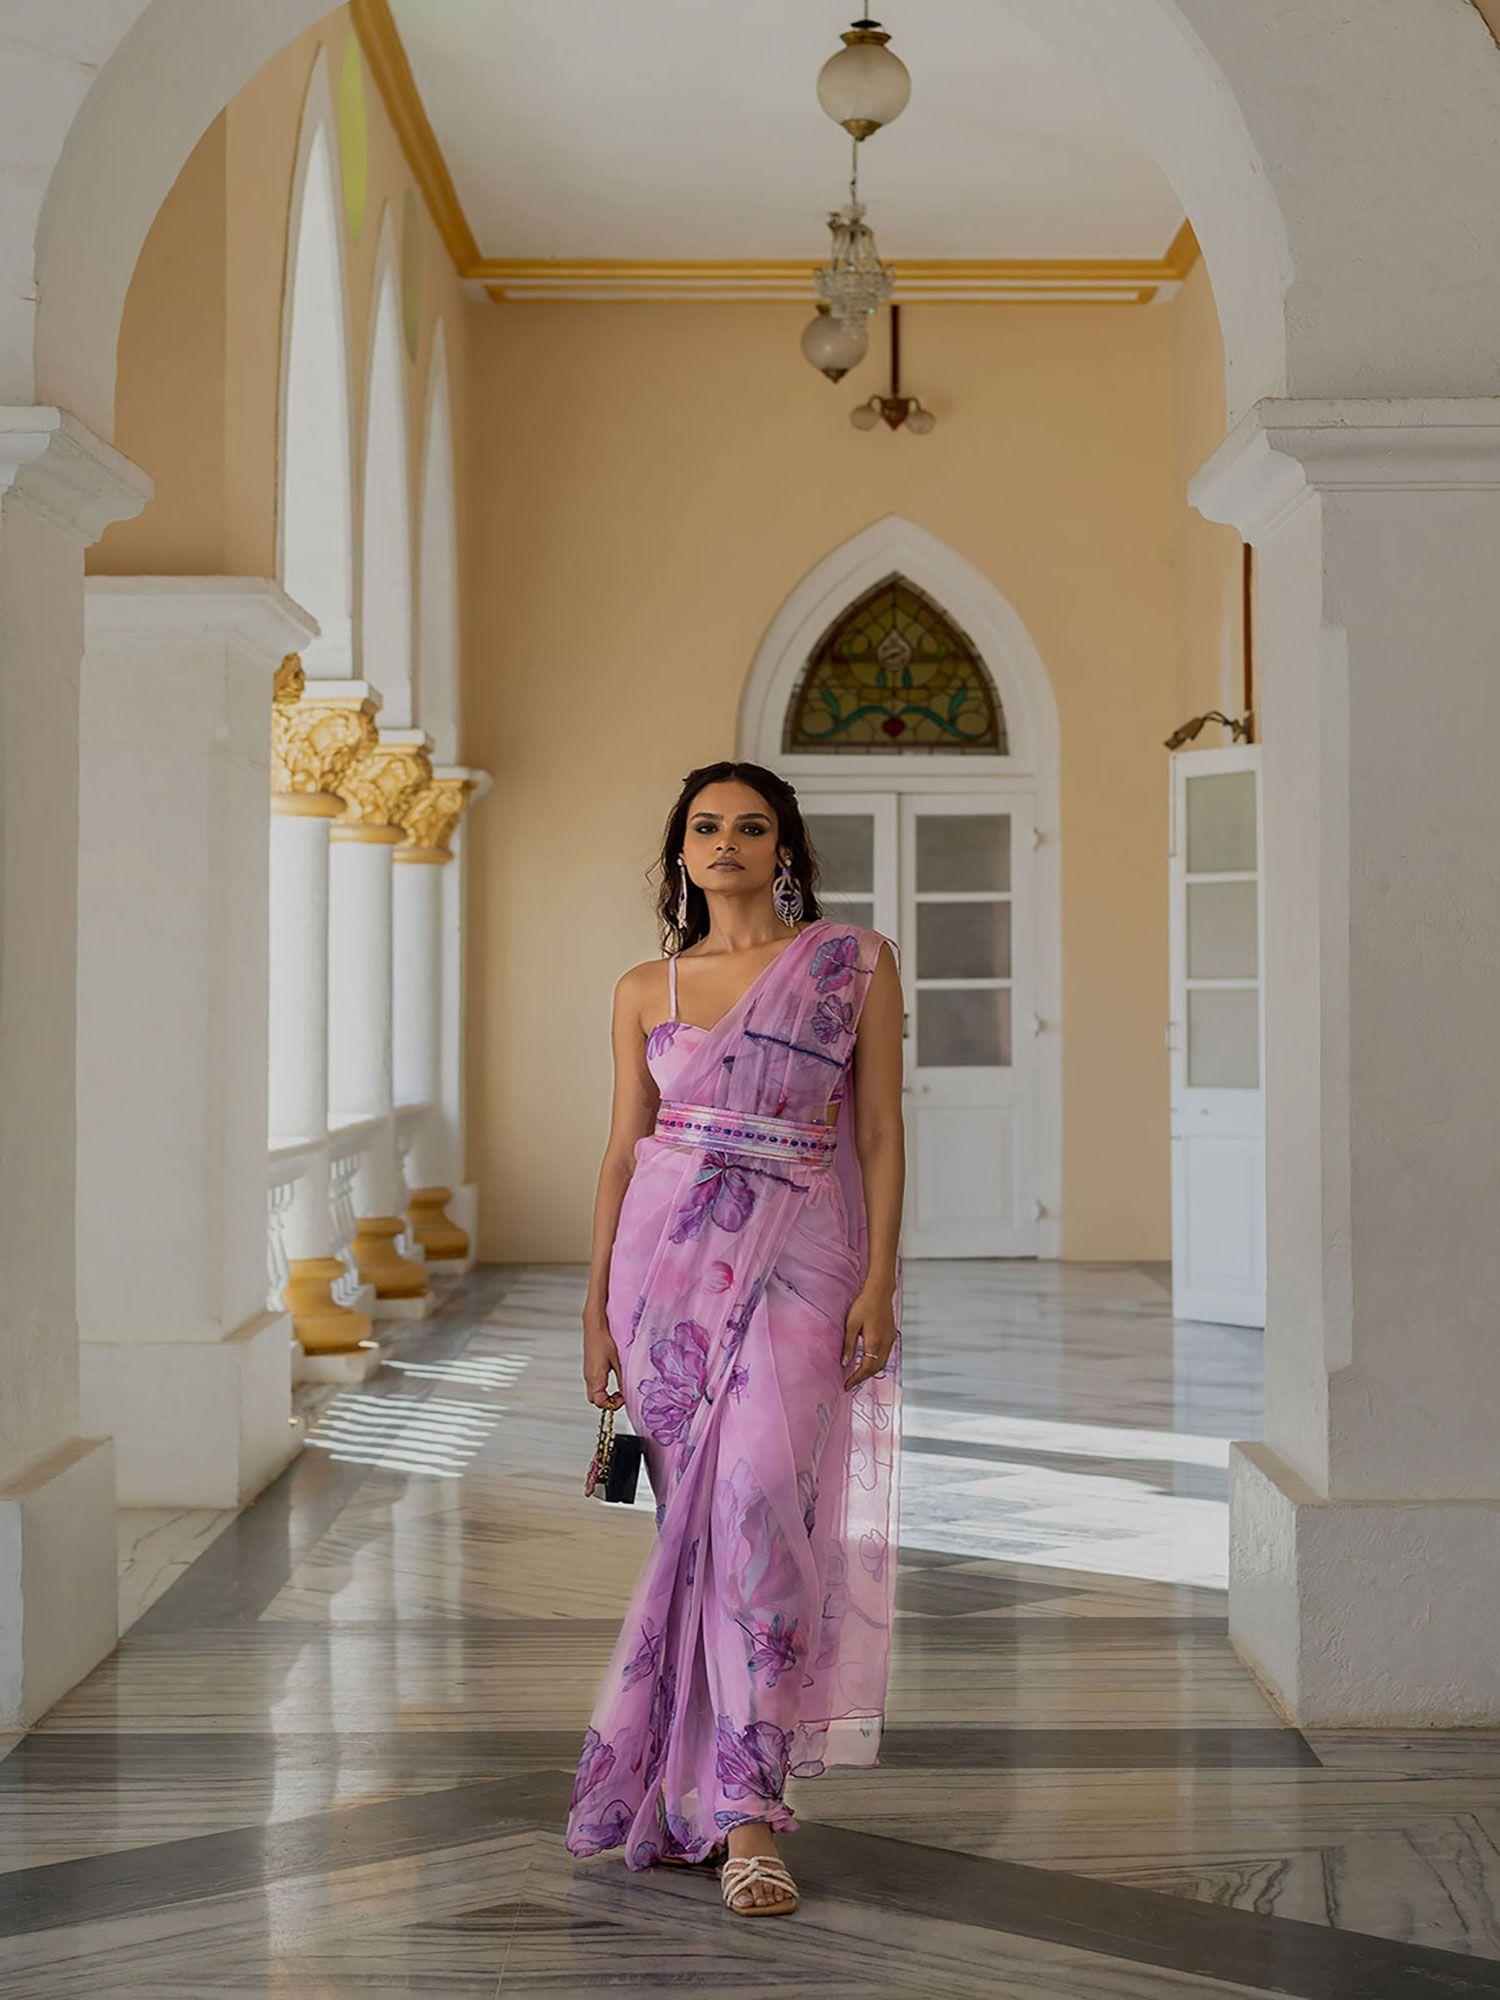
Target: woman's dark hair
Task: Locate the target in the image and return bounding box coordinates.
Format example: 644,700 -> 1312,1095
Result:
653,760 -> 822,953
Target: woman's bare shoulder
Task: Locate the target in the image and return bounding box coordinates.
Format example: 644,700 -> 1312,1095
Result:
614,956 -> 669,1011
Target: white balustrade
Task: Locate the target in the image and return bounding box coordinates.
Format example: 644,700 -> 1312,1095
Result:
267,1138 -> 319,1313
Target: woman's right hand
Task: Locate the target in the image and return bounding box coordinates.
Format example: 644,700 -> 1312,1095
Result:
583,1312 -> 625,1411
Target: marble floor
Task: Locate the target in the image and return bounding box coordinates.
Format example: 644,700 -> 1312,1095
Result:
4,1263 -> 1500,1996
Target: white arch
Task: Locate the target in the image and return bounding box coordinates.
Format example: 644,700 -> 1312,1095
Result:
277,52 -> 353,677
740,516 -> 1060,788
415,320 -> 459,761
358,205 -> 414,724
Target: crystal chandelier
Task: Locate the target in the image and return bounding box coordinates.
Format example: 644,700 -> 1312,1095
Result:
814,171 -> 895,325
801,17 -> 909,381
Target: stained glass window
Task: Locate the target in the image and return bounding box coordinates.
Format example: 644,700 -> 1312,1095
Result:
783,575 -> 1007,754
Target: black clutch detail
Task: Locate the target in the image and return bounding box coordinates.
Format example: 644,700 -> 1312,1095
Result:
585,1404 -> 649,1505
604,1430 -> 646,1503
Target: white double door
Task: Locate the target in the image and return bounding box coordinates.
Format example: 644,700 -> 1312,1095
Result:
1167,746 -> 1266,1326
803,790 -> 1039,1257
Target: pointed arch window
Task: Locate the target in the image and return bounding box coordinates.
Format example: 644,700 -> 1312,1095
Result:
280,88 -> 354,677
782,574 -> 1007,754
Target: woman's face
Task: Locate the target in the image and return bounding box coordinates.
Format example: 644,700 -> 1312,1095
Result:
681,781 -> 784,901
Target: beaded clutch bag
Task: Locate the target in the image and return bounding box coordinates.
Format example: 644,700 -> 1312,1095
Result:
584,1402 -> 646,1504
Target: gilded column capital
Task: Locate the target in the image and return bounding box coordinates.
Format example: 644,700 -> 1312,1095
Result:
394,773 -> 480,864
332,732 -> 434,844
271,665 -> 380,819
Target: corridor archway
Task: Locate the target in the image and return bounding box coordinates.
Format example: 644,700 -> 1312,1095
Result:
3,0 -> 1500,1732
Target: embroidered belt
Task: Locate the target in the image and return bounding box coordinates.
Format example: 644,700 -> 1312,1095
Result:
653,1099 -> 839,1170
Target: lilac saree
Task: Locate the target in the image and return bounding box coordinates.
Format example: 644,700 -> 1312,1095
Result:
564,917 -> 902,1869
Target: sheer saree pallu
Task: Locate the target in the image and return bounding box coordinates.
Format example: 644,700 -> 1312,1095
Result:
565,918 -> 902,1870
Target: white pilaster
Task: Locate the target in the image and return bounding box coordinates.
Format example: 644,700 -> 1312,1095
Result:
77,578 -> 312,1508
0,407 -> 149,1724
329,727 -> 433,1313
1193,398 -> 1500,1725
269,671 -> 378,1370
393,766 -> 487,1268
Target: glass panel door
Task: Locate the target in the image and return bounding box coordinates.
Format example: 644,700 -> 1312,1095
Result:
902,793 -> 1035,1256
801,793 -> 898,938
1169,747 -> 1265,1327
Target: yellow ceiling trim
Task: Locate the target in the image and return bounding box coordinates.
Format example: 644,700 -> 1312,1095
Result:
349,0 -> 479,271
479,255 -> 1189,306
353,0 -> 1201,307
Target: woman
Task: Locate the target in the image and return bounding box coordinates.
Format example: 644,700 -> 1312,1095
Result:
564,760 -> 905,1917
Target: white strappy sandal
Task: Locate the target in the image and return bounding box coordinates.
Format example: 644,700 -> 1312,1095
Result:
717,1852 -> 800,1916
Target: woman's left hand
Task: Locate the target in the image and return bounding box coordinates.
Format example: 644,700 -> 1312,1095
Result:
842,1285 -> 898,1391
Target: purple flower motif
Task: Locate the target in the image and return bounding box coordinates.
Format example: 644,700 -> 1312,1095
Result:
643,1663 -> 678,1787
639,1318 -> 711,1444
629,1292 -> 648,1339
736,1611 -> 802,1688
646,1019 -> 686,1061
810,931 -> 859,994
715,1808 -> 760,1831
668,1152 -> 757,1242
567,1796 -> 632,1853
622,1619 -> 663,1689
859,1529 -> 889,1580
812,993 -> 856,1045
665,1810 -> 699,1856
628,1833 -> 663,1868
714,1714 -> 791,1802
570,1726 -> 616,1808
797,1466 -> 819,1535
725,1279 -> 763,1341
727,1361 -> 750,1402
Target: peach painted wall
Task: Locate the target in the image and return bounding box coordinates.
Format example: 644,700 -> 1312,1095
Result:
93,8 -> 469,598
462,295 -> 1226,1263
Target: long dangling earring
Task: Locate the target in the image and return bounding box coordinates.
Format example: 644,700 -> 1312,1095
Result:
675,858 -> 690,931
772,856 -> 804,927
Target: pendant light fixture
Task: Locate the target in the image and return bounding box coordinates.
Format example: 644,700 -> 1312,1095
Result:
849,304 -> 936,433
816,18 -> 912,140
801,17 -> 911,382
800,301 -> 870,383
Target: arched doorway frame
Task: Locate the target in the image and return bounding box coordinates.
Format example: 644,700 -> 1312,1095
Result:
740,516 -> 1062,1254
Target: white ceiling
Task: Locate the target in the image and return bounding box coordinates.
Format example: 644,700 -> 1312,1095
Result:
388,0 -> 1184,262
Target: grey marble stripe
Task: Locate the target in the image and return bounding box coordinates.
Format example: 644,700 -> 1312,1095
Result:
901,1430 -> 1229,1500
0,1769 -> 572,1936
788,1819 -> 1500,1999
877,1725 -> 1321,1770
0,1723 -> 1317,1789
133,1267 -> 520,1636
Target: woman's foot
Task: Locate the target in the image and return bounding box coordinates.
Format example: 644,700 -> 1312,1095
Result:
719,1822 -> 798,1913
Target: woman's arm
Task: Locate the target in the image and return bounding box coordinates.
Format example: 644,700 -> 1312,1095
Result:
582,965 -> 660,1411
841,938 -> 906,1391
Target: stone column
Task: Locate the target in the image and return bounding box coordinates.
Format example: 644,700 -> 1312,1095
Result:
75,580 -> 317,1508
329,727 -> 433,1313
393,769 -> 485,1265
0,408 -> 150,1724
1193,399 -> 1500,1725
269,666 -> 377,1371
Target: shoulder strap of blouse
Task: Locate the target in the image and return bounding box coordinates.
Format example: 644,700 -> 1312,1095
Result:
667,951 -> 679,1020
